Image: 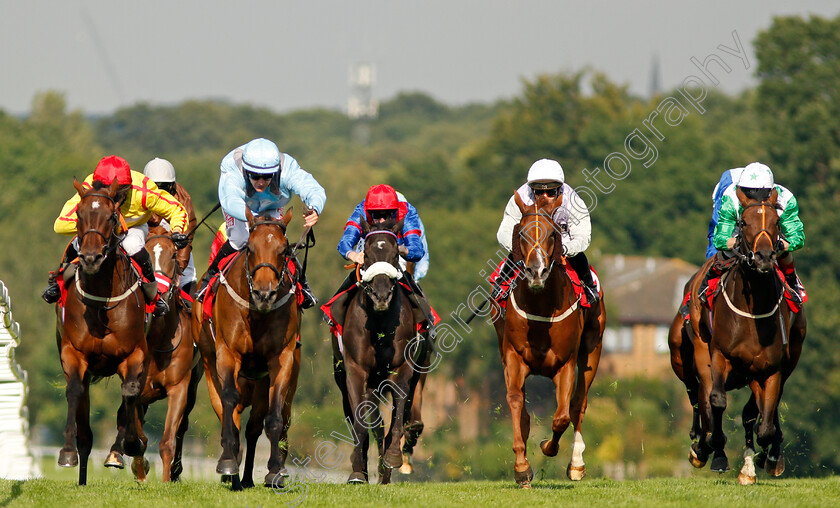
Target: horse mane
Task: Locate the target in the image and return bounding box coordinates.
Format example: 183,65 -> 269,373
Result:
511,223 -> 523,263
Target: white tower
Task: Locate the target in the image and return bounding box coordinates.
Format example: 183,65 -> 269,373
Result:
0,280 -> 40,479
348,62 -> 379,144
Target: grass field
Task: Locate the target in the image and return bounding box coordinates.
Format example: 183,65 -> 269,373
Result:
3,476 -> 840,507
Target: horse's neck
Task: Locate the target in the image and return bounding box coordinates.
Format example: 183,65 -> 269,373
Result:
514,265 -> 572,310
78,254 -> 129,294
729,263 -> 779,307
361,288 -> 404,335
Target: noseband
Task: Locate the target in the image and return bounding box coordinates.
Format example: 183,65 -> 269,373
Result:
146,233 -> 181,305
359,230 -> 401,300
77,192 -> 121,257
519,211 -> 559,274
734,201 -> 780,268
245,220 -> 291,296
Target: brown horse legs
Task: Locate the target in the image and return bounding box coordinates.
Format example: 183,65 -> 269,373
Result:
59,358 -> 93,486
158,381 -> 190,482
503,351 -> 532,486
539,362 -> 575,458
708,349 -> 732,472
216,347 -> 243,477
264,348 -> 300,487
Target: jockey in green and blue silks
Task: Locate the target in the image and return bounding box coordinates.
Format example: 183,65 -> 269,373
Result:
706,167 -> 744,258
197,138 -> 326,307
338,185 -> 429,280
699,162 -> 806,305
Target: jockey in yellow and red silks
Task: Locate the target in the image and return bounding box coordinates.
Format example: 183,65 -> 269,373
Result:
42,155 -> 189,316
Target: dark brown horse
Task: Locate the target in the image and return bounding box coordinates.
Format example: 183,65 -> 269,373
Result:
193,209 -> 300,490
335,218 -> 425,484
672,187 -> 806,484
491,192 -> 605,488
105,226 -> 202,481
55,178 -> 149,485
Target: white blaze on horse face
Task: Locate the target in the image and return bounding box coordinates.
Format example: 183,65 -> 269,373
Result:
570,431 -> 586,468
377,240 -> 386,250
267,233 -> 275,242
91,201 -> 100,209
152,243 -> 163,272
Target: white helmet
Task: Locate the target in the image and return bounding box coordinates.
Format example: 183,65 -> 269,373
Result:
242,138 -> 281,174
143,157 -> 176,183
738,162 -> 774,189
527,159 -> 564,189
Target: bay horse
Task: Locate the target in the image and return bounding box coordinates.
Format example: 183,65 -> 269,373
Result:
55,178 -> 149,486
335,218 -> 425,484
672,186 -> 806,484
193,209 -> 300,490
491,191 -> 605,488
105,226 -> 202,482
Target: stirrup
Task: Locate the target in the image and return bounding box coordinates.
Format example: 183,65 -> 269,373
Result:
42,282 -> 61,304
584,285 -> 600,305
299,287 -> 317,310
153,298 -> 169,317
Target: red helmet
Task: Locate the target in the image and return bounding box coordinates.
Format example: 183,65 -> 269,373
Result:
364,184 -> 400,221
93,155 -> 132,185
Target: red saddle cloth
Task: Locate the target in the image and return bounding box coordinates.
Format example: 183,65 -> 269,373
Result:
201,252 -> 305,322
488,260 -> 601,308
697,264 -> 806,315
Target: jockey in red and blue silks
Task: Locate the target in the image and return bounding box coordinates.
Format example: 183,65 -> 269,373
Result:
337,185 -> 427,277
706,167 -> 744,258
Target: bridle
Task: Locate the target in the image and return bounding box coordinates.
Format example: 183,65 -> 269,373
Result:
146,233 -> 181,308
241,219 -> 295,310
733,200 -> 780,268
77,192 -> 121,259
359,230 -> 400,301
518,210 -> 559,274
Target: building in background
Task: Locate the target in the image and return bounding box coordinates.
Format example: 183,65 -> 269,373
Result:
0,280 -> 40,479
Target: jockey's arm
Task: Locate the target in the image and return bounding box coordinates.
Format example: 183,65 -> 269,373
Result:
218,164 -> 249,221
279,155 -> 326,217
779,193 -> 805,252
562,187 -> 592,257
496,195 -> 521,252
712,196 -> 739,251
54,192 -> 83,236
401,204 -> 425,262
144,181 -> 189,233
337,203 -> 365,260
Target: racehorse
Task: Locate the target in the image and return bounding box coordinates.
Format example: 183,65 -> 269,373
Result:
105,226 -> 202,481
671,186 -> 806,484
55,178 -> 149,486
491,191 -> 605,488
334,217 -> 426,484
193,209 -> 301,490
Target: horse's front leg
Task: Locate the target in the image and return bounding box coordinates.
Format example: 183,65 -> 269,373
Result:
171,359 -> 203,482
708,348 -> 731,472
502,348 -> 532,487
344,359 -> 372,484
400,372 -> 426,474
118,346 -> 148,459
738,389 -> 759,485
58,349 -> 87,473
159,380 -> 189,482
757,372 -> 785,477
241,379 -> 266,489
215,345 -> 243,481
691,333 -> 714,467
105,400 -> 127,469
382,366 -> 414,472
265,346 -> 300,488
75,376 -> 93,486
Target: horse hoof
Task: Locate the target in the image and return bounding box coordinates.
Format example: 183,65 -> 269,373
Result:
216,458 -> 239,476
384,450 -> 403,469
279,467 -> 290,478
347,472 -> 368,484
765,454 -> 785,477
540,439 -> 559,457
689,443 -> 708,469
170,461 -> 183,482
58,448 -> 79,468
737,473 -> 756,485
514,466 -> 534,486
241,478 -> 255,489
399,462 -> 414,475
711,455 -> 730,473
131,457 -> 150,478
567,464 -> 586,481
265,471 -> 284,489
124,439 -> 144,457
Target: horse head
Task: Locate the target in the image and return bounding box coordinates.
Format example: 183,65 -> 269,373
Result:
245,208 -> 293,313
514,190 -> 563,290
73,178 -> 124,275
735,186 -> 781,274
145,225 -> 180,304
360,217 -> 404,312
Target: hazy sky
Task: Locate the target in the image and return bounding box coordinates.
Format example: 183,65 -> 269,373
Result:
2,1 -> 837,115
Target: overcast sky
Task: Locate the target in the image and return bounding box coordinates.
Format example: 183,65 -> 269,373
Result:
2,1 -> 837,115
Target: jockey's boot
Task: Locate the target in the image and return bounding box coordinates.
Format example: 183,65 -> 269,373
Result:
490,254 -> 517,302
779,255 -> 803,306
290,256 -> 317,309
698,253 -> 727,307
132,249 -> 168,317
195,240 -> 237,303
402,272 -> 435,326
42,243 -> 78,304
569,252 -> 600,305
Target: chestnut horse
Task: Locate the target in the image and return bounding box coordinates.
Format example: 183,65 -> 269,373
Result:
671,187 -> 806,484
491,192 -> 605,488
105,226 -> 202,481
55,179 -> 149,485
335,218 -> 425,484
193,209 -> 300,490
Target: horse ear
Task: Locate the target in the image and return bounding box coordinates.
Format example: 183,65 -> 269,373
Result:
73,177 -> 86,197
735,186 -> 749,207
246,207 -> 255,228
360,218 -> 371,236
283,207 -> 294,227
392,218 -> 405,235
513,189 -> 527,214
769,187 -> 779,206
109,178 -> 120,197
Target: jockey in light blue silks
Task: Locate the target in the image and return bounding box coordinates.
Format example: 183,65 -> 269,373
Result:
706,167 -> 744,259
196,138 -> 326,307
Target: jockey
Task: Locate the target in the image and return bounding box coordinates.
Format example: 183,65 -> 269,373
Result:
42,155 -> 190,317
705,167 -> 744,258
494,158 -> 599,304
196,138 -> 325,308
698,162 -> 806,305
143,157 -> 199,295
331,184 -> 434,324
